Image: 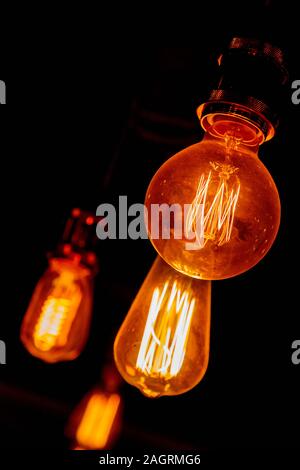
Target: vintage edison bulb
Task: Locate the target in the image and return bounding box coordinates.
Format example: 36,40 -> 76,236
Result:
145,113 -> 280,280
114,256 -> 211,398
66,388 -> 122,450
20,257 -> 93,363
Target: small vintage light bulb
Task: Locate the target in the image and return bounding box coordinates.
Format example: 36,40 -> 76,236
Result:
20,209 -> 98,363
114,256 -> 211,398
66,366 -> 122,450
71,391 -> 121,450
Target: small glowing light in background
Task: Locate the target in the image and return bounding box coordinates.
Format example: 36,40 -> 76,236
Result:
66,389 -> 122,450
20,209 -> 98,363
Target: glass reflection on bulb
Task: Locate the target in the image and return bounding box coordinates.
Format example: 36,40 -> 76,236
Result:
114,256 -> 211,397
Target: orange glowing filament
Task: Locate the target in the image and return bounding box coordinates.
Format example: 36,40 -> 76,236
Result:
136,280 -> 195,378
33,271 -> 82,351
76,393 -> 121,449
186,162 -> 240,248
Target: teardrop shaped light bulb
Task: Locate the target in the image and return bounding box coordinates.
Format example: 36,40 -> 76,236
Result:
114,256 -> 211,398
20,257 -> 94,363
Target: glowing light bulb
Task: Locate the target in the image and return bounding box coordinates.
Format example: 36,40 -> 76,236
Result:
66,388 -> 122,450
145,113 -> 280,280
114,256 -> 211,397
33,270 -> 82,352
145,37 -> 288,280
20,258 -> 94,363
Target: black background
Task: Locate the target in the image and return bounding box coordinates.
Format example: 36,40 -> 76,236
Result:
0,0 -> 299,456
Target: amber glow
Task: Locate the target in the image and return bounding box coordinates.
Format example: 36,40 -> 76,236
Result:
75,393 -> 121,450
33,272 -> 82,352
20,258 -> 93,363
136,280 -> 195,378
114,257 -> 211,397
186,164 -> 240,248
145,117 -> 281,280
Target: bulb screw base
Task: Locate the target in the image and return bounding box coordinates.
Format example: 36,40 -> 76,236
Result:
198,37 -> 289,140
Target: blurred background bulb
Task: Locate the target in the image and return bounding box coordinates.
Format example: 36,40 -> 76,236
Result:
145,37 -> 288,280
20,257 -> 94,363
66,365 -> 122,450
145,114 -> 280,280
67,389 -> 122,450
114,256 -> 211,398
20,208 -> 98,363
